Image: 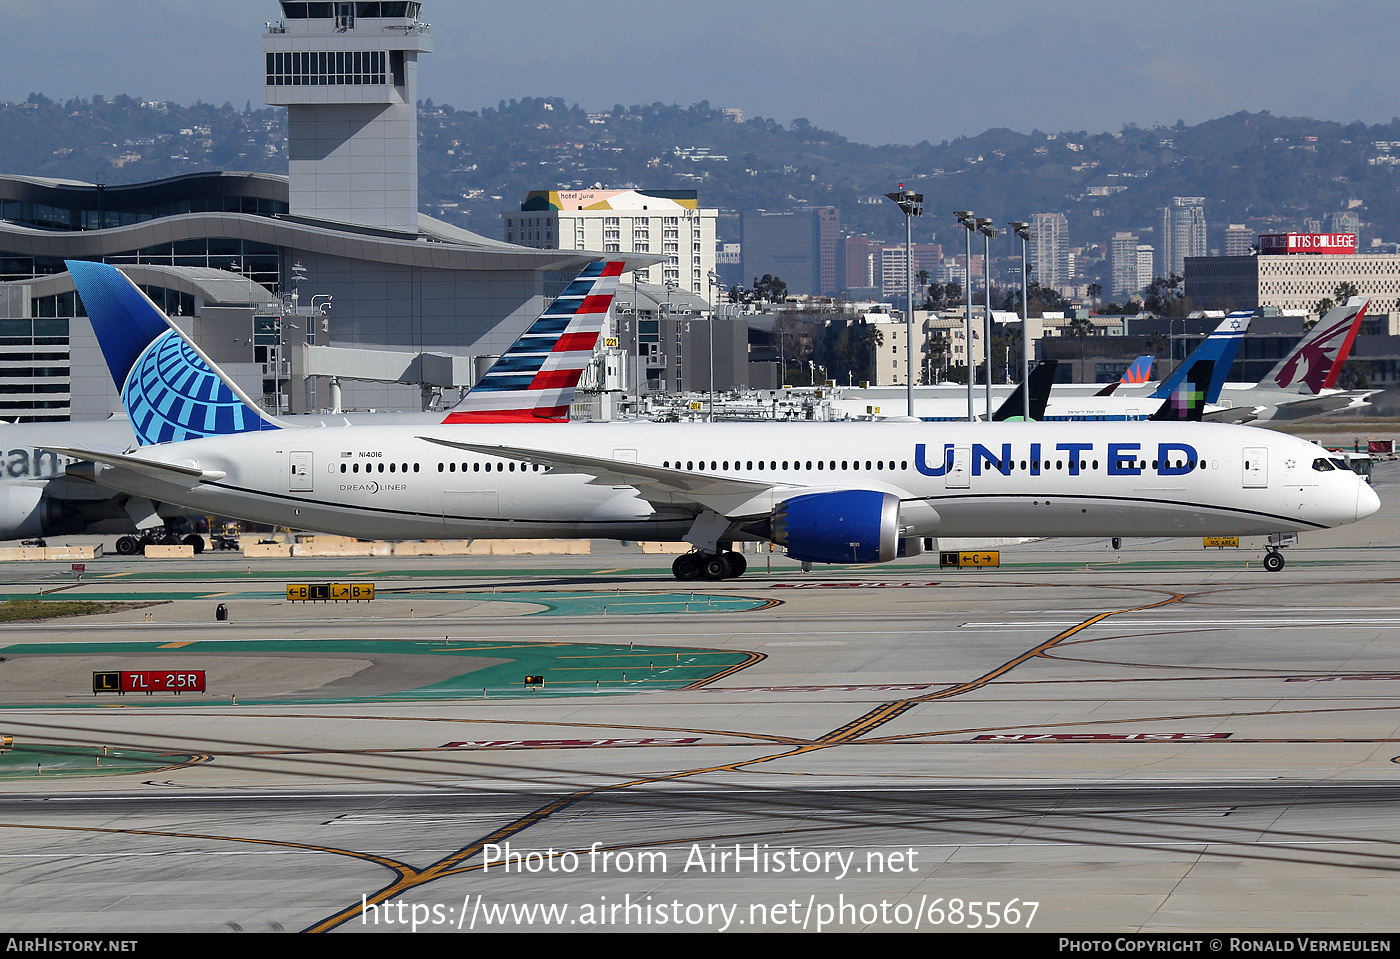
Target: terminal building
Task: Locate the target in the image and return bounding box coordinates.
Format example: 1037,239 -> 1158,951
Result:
0,2 -> 650,420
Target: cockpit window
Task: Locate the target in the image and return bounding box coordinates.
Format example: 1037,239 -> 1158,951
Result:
1330,458 -> 1352,471
1311,457 -> 1335,472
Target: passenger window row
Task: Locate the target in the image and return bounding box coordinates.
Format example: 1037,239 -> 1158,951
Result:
662,459 -> 910,472
339,462 -> 419,474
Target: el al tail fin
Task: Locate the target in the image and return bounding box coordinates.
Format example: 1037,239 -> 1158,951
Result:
1150,359 -> 1212,421
1150,312 -> 1250,402
1267,297 -> 1368,394
66,260 -> 282,445
992,360 -> 1058,421
442,261 -> 625,423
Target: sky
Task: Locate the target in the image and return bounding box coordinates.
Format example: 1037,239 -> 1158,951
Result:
2,0 -> 1397,144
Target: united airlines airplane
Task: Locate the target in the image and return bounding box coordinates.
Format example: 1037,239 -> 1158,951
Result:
50,260 -> 1378,578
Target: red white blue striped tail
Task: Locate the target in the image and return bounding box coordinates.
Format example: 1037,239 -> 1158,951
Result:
441,261 -> 624,424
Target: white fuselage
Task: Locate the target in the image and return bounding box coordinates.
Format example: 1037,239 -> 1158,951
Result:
76,420 -> 1378,544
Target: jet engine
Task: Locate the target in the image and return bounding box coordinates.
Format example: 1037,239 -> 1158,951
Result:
770,489 -> 901,564
0,485 -> 64,541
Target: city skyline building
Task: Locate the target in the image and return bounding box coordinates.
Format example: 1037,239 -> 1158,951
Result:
1031,213 -> 1071,290
740,207 -> 839,297
503,188 -> 716,298
1161,197 -> 1208,278
1110,231 -> 1139,297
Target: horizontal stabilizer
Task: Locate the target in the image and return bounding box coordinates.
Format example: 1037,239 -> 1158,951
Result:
41,445 -> 224,485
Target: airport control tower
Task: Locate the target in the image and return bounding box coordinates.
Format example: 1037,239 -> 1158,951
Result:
263,2 -> 433,233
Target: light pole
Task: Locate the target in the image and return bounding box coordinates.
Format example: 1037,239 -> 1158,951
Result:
707,270 -> 720,421
1009,221 -> 1032,420
976,218 -> 996,419
954,211 -> 977,422
885,187 -> 923,417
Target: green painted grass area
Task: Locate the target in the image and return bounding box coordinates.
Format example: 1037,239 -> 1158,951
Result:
0,744 -> 198,779
0,638 -> 759,705
0,590 -> 771,616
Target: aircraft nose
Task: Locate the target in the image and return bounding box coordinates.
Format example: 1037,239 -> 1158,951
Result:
1357,480 -> 1381,522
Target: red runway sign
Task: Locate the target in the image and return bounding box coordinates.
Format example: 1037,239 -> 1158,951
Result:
93,670 -> 205,695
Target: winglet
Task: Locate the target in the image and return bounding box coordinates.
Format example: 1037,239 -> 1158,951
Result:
66,260 -> 282,445
441,261 -> 626,423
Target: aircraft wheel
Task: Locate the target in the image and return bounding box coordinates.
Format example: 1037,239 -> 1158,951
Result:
672,553 -> 701,581
1264,551 -> 1285,573
723,551 -> 747,578
701,554 -> 732,581
1111,537 -> 1122,550
183,534 -> 205,555
115,536 -> 141,556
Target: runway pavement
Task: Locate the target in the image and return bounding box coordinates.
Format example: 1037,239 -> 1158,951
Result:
0,461 -> 1398,933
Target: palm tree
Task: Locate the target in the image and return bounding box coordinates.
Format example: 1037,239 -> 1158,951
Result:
1087,282 -> 1102,307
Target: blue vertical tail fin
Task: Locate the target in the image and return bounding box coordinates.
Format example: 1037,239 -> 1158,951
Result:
66,260 -> 282,446
1150,313 -> 1250,403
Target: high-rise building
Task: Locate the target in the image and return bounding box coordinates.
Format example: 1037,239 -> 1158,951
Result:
503,189 -> 717,298
1224,224 -> 1253,257
263,1 -> 433,233
1136,246 -> 1155,292
1161,197 -> 1207,278
1031,213 -> 1071,290
1110,231 -> 1139,297
877,244 -> 943,299
740,208 -> 840,296
1329,210 -> 1362,239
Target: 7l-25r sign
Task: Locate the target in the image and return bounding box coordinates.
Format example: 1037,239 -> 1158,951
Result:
93,670 -> 206,695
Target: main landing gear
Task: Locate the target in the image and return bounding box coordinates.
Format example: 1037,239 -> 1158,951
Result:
672,549 -> 748,581
115,530 -> 205,556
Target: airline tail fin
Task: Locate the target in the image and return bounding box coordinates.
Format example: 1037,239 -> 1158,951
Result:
442,260 -> 625,423
1267,297 -> 1368,394
1150,312 -> 1251,402
66,260 -> 282,446
1119,354 -> 1153,384
1150,359 -> 1212,421
1095,355 -> 1151,395
992,360 -> 1058,421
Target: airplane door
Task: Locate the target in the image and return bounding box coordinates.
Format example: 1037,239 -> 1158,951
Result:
289,451 -> 313,492
1242,447 -> 1268,488
946,447 -> 971,488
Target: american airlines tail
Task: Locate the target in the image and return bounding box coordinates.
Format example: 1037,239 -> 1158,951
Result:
441,260 -> 625,423
66,260 -> 283,446
1266,297 -> 1368,394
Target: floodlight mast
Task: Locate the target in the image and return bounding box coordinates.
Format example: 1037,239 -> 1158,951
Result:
976,217 -> 996,418
1009,221 -> 1032,420
885,188 -> 923,417
954,211 -> 977,422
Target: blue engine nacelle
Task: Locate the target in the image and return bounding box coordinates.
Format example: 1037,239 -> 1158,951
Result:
771,489 -> 901,564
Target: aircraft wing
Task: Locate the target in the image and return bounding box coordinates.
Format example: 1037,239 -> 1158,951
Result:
39,445 -> 226,485
419,436 -> 811,519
